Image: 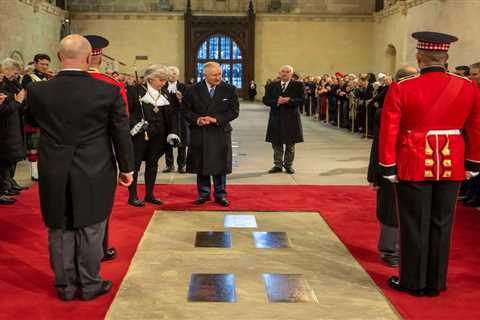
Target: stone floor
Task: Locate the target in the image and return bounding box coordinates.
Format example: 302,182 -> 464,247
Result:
106,211 -> 398,320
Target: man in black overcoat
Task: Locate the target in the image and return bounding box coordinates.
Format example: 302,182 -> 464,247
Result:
181,62 -> 239,207
27,35 -> 134,301
263,65 -> 304,174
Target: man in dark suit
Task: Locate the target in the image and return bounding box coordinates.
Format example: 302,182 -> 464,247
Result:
263,65 -> 304,174
164,66 -> 188,173
27,35 -> 134,301
181,62 -> 239,207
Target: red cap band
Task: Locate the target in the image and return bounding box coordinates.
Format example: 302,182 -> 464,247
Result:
416,41 -> 450,51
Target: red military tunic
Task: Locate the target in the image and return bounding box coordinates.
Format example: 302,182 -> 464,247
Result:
379,66 -> 480,181
88,67 -> 128,113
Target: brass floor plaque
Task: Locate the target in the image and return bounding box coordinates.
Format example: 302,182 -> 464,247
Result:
188,273 -> 236,302
195,231 -> 232,248
263,274 -> 318,303
253,232 -> 290,248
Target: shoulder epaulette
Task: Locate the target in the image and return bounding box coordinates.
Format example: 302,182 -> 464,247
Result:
448,72 -> 472,82
398,74 -> 420,84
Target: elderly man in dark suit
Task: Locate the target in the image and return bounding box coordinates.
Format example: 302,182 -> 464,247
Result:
27,35 -> 134,301
181,62 -> 239,207
263,65 -> 305,174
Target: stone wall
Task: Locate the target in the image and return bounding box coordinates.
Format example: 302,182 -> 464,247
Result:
372,0 -> 480,73
67,0 -> 375,14
70,13 -> 185,76
0,0 -> 65,68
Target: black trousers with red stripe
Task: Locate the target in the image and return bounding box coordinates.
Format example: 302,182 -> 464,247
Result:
396,180 -> 460,290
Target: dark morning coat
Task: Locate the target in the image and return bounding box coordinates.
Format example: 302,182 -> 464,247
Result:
0,90 -> 26,163
181,80 -> 239,175
166,81 -> 189,146
263,80 -> 305,145
27,70 -> 134,229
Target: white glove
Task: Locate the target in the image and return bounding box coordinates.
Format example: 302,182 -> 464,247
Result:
167,134 -> 181,147
465,171 -> 479,180
383,175 -> 399,183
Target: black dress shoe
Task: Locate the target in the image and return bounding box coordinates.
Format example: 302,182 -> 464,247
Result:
58,290 -> 78,302
12,184 -> 28,191
215,198 -> 230,207
0,196 -> 16,205
268,166 -> 283,174
463,198 -> 480,207
388,276 -> 425,297
381,255 -> 400,268
284,167 -> 295,174
162,167 -> 174,173
4,189 -> 20,196
80,280 -> 113,301
178,167 -> 187,174
194,197 -> 210,205
145,196 -> 163,205
102,248 -> 117,262
424,288 -> 440,297
128,198 -> 145,207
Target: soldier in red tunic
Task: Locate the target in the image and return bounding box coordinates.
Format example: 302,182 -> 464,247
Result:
379,31 -> 480,296
84,35 -> 128,262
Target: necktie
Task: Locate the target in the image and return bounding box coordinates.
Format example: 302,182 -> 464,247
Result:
281,83 -> 286,92
209,87 -> 215,98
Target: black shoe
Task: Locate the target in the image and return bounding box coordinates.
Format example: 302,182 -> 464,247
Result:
284,167 -> 295,174
145,196 -> 163,205
4,189 -> 20,196
388,276 -> 425,297
381,255 -> 399,268
31,176 -> 39,182
194,197 -> 210,205
162,167 -> 174,173
102,248 -> 117,262
128,198 -> 145,207
424,288 -> 440,297
80,280 -> 113,301
11,183 -> 28,191
0,196 -> 16,205
268,166 -> 283,174
463,198 -> 480,207
178,167 -> 187,174
57,290 -> 78,302
215,198 -> 230,207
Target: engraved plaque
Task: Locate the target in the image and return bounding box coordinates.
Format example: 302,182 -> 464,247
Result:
195,231 -> 232,248
188,274 -> 236,302
253,232 -> 290,248
263,274 -> 318,303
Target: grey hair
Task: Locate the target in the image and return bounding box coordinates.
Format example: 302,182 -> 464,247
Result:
1,58 -> 22,70
168,66 -> 180,75
144,64 -> 169,81
280,65 -> 294,73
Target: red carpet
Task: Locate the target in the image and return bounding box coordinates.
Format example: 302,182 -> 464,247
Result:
1,184 -> 480,319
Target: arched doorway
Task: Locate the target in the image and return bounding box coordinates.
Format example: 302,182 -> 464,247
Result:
385,44 -> 397,76
195,34 -> 243,89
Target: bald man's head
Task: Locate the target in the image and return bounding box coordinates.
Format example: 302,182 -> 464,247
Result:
58,35 -> 92,70
394,65 -> 418,82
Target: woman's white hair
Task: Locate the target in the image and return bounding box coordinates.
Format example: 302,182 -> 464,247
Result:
144,64 -> 169,81
280,65 -> 294,73
1,58 -> 22,70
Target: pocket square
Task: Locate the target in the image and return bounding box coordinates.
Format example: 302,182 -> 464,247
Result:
222,98 -> 229,101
